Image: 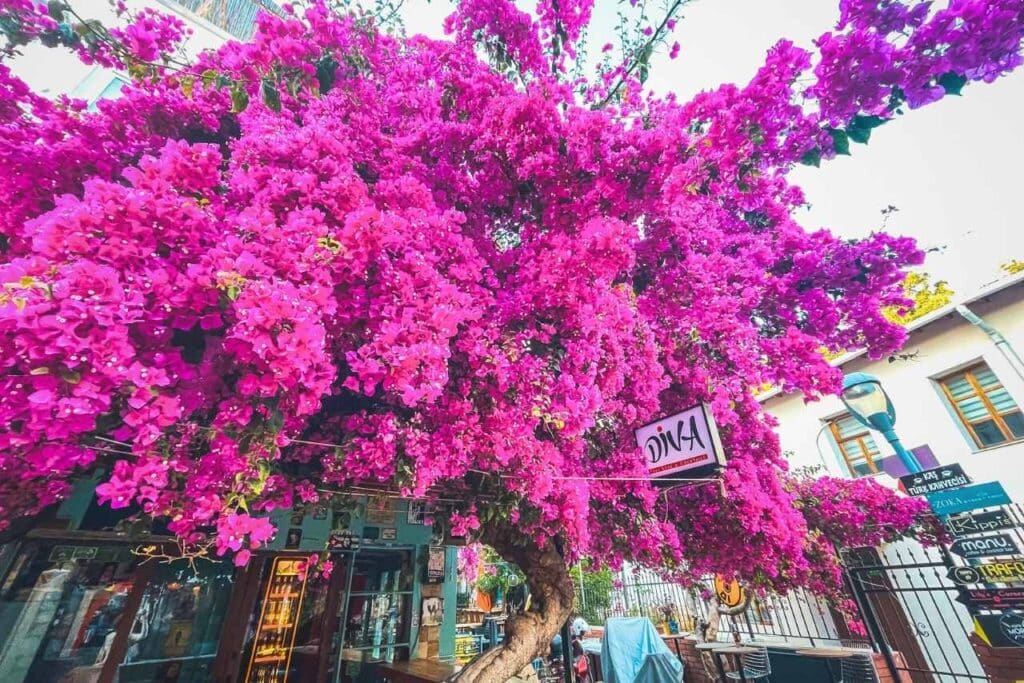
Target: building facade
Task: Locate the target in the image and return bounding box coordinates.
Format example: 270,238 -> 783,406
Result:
763,271 -> 1024,498
0,482 -> 458,683
763,271 -> 1024,682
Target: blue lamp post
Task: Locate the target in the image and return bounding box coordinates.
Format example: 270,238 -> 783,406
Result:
840,372 -> 923,475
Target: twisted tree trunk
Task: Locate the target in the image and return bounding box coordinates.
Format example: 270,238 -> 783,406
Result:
451,524 -> 575,683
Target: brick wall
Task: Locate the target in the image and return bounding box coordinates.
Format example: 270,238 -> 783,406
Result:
668,637 -> 911,683
970,633 -> 1024,683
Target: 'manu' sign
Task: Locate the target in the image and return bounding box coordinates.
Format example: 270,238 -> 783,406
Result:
635,404 -> 725,479
899,463 -> 970,496
949,534 -> 1020,560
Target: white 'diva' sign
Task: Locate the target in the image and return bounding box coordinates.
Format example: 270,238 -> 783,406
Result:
635,404 -> 725,478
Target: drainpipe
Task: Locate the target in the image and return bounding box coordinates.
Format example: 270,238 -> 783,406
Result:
956,304 -> 1024,382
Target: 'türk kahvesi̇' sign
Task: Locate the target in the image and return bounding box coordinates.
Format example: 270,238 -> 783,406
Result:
945,509 -> 1016,538
956,588 -> 1024,611
899,463 -> 971,496
926,481 -> 1011,516
635,404 -> 725,479
949,534 -> 1020,560
948,559 -> 1024,585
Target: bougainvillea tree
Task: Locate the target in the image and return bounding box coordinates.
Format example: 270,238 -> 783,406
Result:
1,0 -> 1020,678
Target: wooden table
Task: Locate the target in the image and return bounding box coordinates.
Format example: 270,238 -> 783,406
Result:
795,647 -> 856,682
713,646 -> 760,683
662,633 -> 691,660
377,659 -> 458,683
693,642 -> 730,681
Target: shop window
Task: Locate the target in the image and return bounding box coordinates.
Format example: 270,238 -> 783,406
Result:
0,542 -> 138,683
114,559 -> 234,682
827,414 -> 883,477
939,363 -> 1024,448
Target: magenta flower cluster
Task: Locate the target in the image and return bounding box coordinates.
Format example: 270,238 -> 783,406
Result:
0,0 -> 1018,589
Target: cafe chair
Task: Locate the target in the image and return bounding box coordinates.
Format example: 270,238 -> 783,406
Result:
725,645 -> 771,682
838,653 -> 879,683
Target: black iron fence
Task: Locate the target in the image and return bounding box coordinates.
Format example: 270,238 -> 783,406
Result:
844,542 -> 987,682
572,566 -> 863,647
570,501 -> 1024,682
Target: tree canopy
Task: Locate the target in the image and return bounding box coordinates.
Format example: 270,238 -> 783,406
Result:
1,0 -> 1020,676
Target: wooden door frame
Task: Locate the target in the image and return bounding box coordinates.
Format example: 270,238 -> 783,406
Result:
97,559 -> 157,683
211,559 -> 267,683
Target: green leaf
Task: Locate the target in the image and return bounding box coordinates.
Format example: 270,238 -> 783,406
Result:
938,71 -> 967,96
846,125 -> 870,144
261,79 -> 281,112
854,114 -> 886,130
799,148 -> 821,167
200,69 -> 218,89
827,128 -> 850,156
230,82 -> 249,113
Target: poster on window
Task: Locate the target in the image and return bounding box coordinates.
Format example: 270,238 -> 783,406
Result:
421,597 -> 443,627
426,546 -> 446,583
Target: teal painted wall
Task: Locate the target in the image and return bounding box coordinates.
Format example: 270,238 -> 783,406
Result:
440,546 -> 459,660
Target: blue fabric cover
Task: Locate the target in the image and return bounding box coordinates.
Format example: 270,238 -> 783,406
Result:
600,617 -> 683,683
636,652 -> 685,683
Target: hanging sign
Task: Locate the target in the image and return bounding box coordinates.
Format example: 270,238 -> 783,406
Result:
926,481 -> 1011,516
956,588 -> 1024,611
948,560 -> 1024,586
899,463 -> 971,496
713,575 -> 746,609
949,534 -> 1020,560
974,613 -> 1024,648
635,404 -> 725,479
945,509 -> 1016,538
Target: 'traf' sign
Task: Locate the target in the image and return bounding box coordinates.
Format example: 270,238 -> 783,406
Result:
635,404 -> 725,479
950,534 -> 1020,560
948,559 -> 1024,585
899,463 -> 970,496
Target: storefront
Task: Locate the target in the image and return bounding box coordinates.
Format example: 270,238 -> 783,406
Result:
0,479 -> 457,683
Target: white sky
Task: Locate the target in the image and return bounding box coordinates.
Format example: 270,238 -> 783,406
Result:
15,0 -> 1023,293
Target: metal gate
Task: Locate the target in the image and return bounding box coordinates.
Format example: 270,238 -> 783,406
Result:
845,543 -> 987,682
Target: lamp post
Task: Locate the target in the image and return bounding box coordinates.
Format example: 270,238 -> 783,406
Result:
840,372 -> 923,475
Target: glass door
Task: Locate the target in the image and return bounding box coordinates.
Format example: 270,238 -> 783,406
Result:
332,549 -> 414,683
0,541 -> 139,683
235,555 -> 345,683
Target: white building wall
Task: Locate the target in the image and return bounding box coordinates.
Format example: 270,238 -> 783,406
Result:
8,0 -> 234,101
764,280 -> 1024,500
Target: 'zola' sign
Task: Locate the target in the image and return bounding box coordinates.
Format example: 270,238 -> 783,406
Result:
635,404 -> 725,479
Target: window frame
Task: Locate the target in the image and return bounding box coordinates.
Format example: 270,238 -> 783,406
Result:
937,362 -> 1024,449
826,413 -> 884,478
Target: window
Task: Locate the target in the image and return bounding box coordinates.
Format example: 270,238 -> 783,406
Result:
827,414 -> 883,477
939,363 -> 1024,448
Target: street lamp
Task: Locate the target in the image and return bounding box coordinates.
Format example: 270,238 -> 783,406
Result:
840,372 -> 923,474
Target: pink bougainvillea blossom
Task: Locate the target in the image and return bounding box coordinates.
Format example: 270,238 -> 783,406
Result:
0,0 -> 1019,606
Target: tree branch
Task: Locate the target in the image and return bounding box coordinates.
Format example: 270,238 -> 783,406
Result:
594,0 -> 688,109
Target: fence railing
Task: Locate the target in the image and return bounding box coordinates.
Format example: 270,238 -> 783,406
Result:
572,566 -> 863,648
